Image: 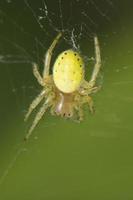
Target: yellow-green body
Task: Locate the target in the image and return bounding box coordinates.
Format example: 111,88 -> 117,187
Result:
53,50 -> 84,93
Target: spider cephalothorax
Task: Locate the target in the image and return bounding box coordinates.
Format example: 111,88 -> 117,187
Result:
24,32 -> 101,140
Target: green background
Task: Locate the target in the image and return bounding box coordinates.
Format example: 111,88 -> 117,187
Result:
0,1 -> 133,199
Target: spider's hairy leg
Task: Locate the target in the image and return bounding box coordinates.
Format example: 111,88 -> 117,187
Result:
73,93 -> 84,121
87,96 -> 94,114
24,97 -> 53,141
75,105 -> 84,121
43,32 -> 62,78
24,90 -> 46,121
33,63 -> 44,86
50,105 -> 56,116
78,94 -> 94,114
88,35 -> 101,88
91,85 -> 101,93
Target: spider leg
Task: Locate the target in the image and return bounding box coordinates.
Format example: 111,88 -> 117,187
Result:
87,96 -> 94,114
50,104 -> 56,116
24,90 -> 46,121
24,97 -> 53,140
75,105 -> 84,121
88,35 -> 101,88
91,85 -> 101,93
33,63 -> 44,86
43,32 -> 62,78
74,95 -> 94,121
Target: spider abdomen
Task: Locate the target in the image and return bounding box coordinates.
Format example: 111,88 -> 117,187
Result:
53,50 -> 84,93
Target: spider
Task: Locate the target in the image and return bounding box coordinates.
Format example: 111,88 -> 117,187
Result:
24,32 -> 101,140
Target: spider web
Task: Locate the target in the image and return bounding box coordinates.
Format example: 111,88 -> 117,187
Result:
0,0 -> 120,186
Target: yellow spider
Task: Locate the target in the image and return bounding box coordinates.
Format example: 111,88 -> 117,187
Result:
24,32 -> 101,140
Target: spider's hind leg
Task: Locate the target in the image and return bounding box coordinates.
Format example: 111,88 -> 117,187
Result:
24,94 -> 54,141
77,106 -> 84,121
24,90 -> 46,121
87,96 -> 95,114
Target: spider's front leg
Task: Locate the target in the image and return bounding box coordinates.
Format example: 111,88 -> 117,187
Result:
88,35 -> 101,89
79,36 -> 101,95
32,63 -> 44,86
32,33 -> 62,86
43,32 -> 62,78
